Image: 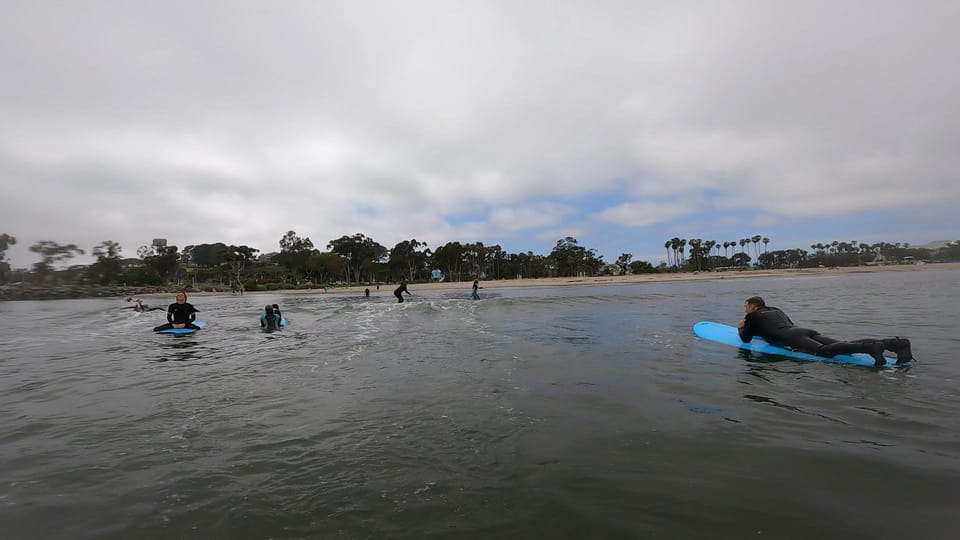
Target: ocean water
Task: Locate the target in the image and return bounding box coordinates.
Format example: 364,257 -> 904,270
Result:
1,269 -> 959,539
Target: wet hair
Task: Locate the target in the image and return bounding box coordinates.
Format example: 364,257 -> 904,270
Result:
272,304 -> 279,309
176,290 -> 187,300
746,296 -> 766,308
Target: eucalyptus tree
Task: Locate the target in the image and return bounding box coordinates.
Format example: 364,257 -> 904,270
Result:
225,245 -> 259,294
277,230 -> 315,280
433,241 -> 465,281
549,237 -> 603,277
388,239 -> 430,282
615,253 -> 633,275
327,233 -> 387,284
88,240 -> 123,285
29,240 -> 85,283
0,233 -> 16,283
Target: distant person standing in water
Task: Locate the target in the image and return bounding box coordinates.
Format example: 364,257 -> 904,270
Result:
153,291 -> 200,331
471,279 -> 481,300
737,296 -> 913,366
364,288 -> 370,297
394,279 -> 412,303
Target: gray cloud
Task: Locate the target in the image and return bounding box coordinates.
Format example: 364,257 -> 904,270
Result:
2,1 -> 958,265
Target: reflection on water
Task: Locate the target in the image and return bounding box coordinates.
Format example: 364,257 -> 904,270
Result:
155,336 -> 202,362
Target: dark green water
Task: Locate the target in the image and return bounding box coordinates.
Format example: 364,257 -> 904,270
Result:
2,269 -> 958,539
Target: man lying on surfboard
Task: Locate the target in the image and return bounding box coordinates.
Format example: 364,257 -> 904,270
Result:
738,296 -> 912,367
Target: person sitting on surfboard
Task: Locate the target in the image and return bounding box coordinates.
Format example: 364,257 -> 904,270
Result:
153,291 -> 201,332
737,296 -> 912,366
260,305 -> 281,330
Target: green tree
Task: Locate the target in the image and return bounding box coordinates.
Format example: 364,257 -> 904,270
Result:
305,251 -> 345,284
0,233 -> 15,283
615,253 -> 632,275
388,239 -> 430,282
182,243 -> 228,267
433,241 -> 465,281
143,245 -> 180,284
276,230 -> 315,280
225,245 -> 259,294
29,241 -> 85,283
88,240 -> 123,285
628,259 -> 657,274
549,237 -> 603,277
327,233 -> 387,283
463,242 -> 488,279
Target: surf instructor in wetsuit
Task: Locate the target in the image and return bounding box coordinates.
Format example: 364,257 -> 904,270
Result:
153,291 -> 200,332
738,296 -> 912,366
394,279 -> 412,303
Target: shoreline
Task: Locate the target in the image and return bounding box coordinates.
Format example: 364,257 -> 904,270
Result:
3,262 -> 956,301
149,261 -> 960,299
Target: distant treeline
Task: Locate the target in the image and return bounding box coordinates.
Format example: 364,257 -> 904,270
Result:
1,231 -> 958,291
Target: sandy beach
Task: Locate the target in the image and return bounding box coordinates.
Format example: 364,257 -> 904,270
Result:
144,261 -> 960,299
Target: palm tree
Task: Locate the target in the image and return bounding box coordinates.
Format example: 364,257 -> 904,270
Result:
664,240 -> 673,268
678,239 -> 687,268
751,235 -> 762,259
762,237 -> 770,254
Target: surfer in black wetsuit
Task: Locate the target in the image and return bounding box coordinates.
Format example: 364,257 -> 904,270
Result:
471,279 -> 480,300
394,280 -> 411,303
737,296 -> 912,366
260,305 -> 280,330
271,304 -> 283,326
153,291 -> 200,331
125,299 -> 163,312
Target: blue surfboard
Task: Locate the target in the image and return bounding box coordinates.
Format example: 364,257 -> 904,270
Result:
156,320 -> 207,334
693,321 -> 906,367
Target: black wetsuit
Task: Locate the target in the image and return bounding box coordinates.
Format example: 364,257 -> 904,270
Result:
394,283 -> 410,303
738,306 -> 881,358
153,302 -> 200,331
261,310 -> 279,330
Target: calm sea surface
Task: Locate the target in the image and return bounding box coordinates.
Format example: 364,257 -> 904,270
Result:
2,269 -> 959,539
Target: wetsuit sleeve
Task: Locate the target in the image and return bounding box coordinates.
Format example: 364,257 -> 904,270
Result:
187,304 -> 197,323
738,316 -> 755,343
167,303 -> 176,323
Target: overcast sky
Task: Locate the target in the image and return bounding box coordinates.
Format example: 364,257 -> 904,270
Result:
2,0 -> 958,268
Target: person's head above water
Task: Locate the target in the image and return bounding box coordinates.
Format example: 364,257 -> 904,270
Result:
175,291 -> 187,303
265,305 -> 274,314
744,296 -> 765,314
272,304 -> 280,310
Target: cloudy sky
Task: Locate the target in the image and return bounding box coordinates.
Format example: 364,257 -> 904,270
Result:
2,0 -> 958,268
